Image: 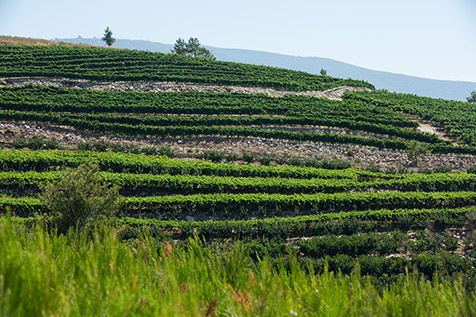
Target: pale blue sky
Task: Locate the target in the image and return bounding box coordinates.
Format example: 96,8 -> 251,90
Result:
1,0 -> 475,82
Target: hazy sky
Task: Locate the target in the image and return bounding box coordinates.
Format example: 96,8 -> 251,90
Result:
1,0 -> 475,82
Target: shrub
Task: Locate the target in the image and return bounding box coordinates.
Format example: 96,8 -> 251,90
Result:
45,137 -> 59,149
13,135 -> 59,150
467,166 -> 476,174
93,140 -> 109,152
39,164 -> 124,233
77,141 -> 93,151
365,164 -> 381,173
397,165 -> 408,174
12,138 -> 27,149
275,156 -> 288,165
406,141 -> 431,166
433,166 -> 451,173
225,152 -> 239,162
27,135 -> 46,150
258,155 -> 273,166
158,145 -> 175,157
200,150 -> 225,162
242,152 -> 256,164
141,146 -> 158,155
385,166 -> 397,175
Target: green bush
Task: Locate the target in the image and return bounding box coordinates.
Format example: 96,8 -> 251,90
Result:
201,150 -> 225,163
77,141 -> 93,151
44,137 -> 59,149
13,135 -> 59,150
258,155 -> 273,166
12,138 -> 27,149
93,140 -> 109,152
433,166 -> 451,173
141,146 -> 158,155
158,145 -> 175,157
225,152 -> 239,162
242,152 -> 256,164
365,165 -> 381,173
39,164 -> 125,233
27,135 -> 46,150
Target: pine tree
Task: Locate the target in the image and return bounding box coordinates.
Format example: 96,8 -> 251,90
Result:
171,37 -> 215,60
102,27 -> 116,47
171,38 -> 188,55
468,91 -> 476,104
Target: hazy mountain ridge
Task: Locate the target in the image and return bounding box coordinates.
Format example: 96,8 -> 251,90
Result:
57,37 -> 475,101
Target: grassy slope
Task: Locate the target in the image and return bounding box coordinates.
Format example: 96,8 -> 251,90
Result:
0,35 -> 96,48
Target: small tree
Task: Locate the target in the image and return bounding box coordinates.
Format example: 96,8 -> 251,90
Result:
171,38 -> 188,55
102,27 -> 116,47
39,164 -> 124,233
195,46 -> 216,60
171,37 -> 215,60
406,141 -> 431,166
185,37 -> 201,57
468,91 -> 476,104
320,68 -> 327,76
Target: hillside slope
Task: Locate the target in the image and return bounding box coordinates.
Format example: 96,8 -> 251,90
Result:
3,36 -> 476,312
0,44 -> 372,92
57,37 -> 476,101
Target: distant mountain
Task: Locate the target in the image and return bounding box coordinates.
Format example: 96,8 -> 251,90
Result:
57,37 -> 476,101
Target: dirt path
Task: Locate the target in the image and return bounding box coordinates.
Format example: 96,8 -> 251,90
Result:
417,123 -> 453,142
0,77 -> 371,100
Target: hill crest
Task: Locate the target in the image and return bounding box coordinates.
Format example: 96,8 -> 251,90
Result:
56,36 -> 476,101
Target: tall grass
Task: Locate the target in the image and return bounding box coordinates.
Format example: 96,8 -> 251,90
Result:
0,220 -> 474,316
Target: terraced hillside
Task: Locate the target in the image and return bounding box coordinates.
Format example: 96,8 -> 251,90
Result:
0,45 -> 373,91
2,43 -> 476,295
2,148 -> 476,286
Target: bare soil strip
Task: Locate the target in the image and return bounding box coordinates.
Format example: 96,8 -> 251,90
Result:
404,114 -> 461,146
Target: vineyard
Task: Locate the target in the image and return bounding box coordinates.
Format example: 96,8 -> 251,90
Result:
4,84 -> 476,155
0,45 -> 373,91
2,147 -> 476,287
345,90 -> 476,146
2,42 -> 476,314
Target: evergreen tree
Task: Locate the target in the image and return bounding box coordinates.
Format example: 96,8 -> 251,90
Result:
185,37 -> 201,57
171,38 -> 188,55
171,37 -> 215,60
102,27 -> 116,47
468,91 -> 476,104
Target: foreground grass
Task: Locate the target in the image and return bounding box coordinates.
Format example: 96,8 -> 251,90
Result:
0,221 -> 474,316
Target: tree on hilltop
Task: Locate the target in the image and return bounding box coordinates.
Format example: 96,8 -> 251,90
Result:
171,37 -> 215,60
185,37 -> 201,57
468,91 -> 476,104
171,38 -> 188,55
102,27 -> 116,47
